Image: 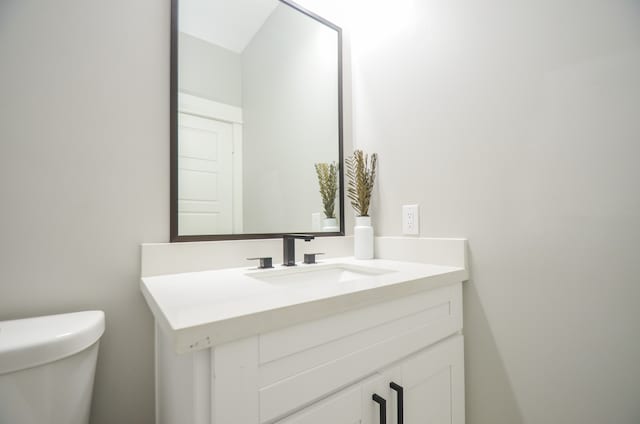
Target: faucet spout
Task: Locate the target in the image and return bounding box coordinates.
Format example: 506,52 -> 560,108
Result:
282,234 -> 315,266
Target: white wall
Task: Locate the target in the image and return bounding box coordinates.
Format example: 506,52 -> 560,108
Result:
242,4 -> 340,233
0,0 -> 168,423
332,0 -> 640,422
179,32 -> 243,106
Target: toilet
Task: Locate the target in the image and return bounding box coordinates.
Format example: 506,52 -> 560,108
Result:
0,311 -> 105,424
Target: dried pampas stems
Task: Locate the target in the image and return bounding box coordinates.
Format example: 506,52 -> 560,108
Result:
345,150 -> 377,217
314,162 -> 338,219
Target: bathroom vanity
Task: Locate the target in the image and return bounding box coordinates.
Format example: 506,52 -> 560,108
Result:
141,237 -> 468,424
150,0 -> 470,420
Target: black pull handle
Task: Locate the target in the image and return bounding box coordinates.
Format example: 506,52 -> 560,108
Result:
390,382 -> 404,424
372,393 -> 386,424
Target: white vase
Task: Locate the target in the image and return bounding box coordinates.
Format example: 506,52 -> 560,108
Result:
322,218 -> 339,232
354,216 -> 374,259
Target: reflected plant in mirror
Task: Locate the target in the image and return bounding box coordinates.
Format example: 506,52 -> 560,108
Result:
171,0 -> 344,241
314,162 -> 339,231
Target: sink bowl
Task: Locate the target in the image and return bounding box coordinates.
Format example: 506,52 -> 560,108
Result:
247,263 -> 393,286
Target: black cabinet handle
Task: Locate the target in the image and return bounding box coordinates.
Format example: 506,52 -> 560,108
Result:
372,393 -> 386,424
390,382 -> 404,424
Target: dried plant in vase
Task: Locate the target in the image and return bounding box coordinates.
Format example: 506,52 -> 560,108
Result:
345,150 -> 378,217
314,162 -> 338,219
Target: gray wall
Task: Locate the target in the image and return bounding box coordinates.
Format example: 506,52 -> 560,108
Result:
179,32 -> 242,106
242,4 -> 339,233
341,0 -> 640,422
0,0 -> 167,423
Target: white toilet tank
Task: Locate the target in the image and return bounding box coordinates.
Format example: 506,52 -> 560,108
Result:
0,311 -> 105,424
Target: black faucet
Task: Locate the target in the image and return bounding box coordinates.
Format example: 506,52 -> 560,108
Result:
282,234 -> 315,266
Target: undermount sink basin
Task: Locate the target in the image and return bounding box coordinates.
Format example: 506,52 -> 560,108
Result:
247,263 -> 393,286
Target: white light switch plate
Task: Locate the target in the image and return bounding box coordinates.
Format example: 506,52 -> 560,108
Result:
402,204 -> 419,235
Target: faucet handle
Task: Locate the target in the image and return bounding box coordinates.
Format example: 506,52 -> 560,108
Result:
247,257 -> 274,269
303,253 -> 325,265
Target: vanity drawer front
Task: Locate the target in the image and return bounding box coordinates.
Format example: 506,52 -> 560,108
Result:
258,283 -> 462,423
259,283 -> 462,365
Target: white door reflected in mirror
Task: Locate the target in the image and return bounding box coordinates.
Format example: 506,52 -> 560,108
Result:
178,113 -> 234,235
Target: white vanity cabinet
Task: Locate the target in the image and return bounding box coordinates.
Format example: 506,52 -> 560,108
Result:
156,281 -> 465,424
278,335 -> 464,424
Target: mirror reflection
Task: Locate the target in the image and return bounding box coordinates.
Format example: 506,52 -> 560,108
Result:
174,0 -> 343,239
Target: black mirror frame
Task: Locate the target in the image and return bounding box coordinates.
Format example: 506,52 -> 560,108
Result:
170,0 -> 345,242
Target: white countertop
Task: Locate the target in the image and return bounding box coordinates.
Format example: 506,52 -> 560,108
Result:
141,257 -> 468,353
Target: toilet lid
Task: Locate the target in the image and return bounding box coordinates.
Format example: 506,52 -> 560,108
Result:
0,310 -> 105,374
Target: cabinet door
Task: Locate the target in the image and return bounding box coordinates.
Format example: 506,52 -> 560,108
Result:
401,335 -> 465,424
276,384 -> 363,424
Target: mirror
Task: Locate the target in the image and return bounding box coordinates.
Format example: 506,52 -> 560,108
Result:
170,0 -> 344,241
